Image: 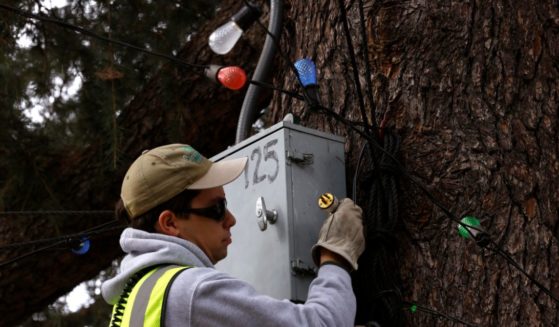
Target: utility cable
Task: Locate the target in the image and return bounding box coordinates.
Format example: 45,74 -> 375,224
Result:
0,240 -> 67,269
353,142 -> 369,202
404,302 -> 479,327
487,239 -> 559,303
336,0 -> 373,136
0,210 -> 113,216
248,80 -> 304,100
355,131 -> 404,326
0,221 -> 124,269
357,0 -> 378,128
0,4 -> 207,71
0,221 -> 123,250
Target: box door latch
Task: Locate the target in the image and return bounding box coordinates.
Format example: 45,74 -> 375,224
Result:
291,259 -> 317,277
286,150 -> 313,165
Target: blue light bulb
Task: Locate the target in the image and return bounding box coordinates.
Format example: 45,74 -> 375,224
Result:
294,58 -> 317,87
71,237 -> 91,255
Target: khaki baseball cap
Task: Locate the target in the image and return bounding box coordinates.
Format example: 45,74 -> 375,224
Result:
121,144 -> 247,218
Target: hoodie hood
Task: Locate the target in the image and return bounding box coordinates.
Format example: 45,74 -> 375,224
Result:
101,228 -> 213,304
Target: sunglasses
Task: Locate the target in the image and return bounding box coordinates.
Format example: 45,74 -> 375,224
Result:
185,199 -> 228,221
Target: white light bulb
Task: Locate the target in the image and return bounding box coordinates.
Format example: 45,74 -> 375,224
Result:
208,21 -> 244,55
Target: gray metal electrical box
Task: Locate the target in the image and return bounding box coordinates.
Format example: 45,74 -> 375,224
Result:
212,121 -> 346,302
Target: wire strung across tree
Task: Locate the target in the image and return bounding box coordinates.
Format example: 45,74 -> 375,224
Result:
0,210 -> 114,217
0,220 -> 122,250
247,0 -> 559,319
0,4 -> 206,71
0,220 -> 125,269
403,302 -> 479,327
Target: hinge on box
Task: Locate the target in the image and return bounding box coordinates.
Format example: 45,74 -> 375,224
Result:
286,150 -> 313,165
291,259 -> 317,277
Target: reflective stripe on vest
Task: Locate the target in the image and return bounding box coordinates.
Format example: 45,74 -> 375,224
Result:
110,265 -> 191,327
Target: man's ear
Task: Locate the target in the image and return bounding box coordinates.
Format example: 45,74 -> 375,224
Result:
155,210 -> 180,236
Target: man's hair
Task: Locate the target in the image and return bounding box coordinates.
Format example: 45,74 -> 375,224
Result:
115,189 -> 201,233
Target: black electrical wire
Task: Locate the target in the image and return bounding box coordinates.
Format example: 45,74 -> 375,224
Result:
487,239 -> 559,303
354,131 -> 404,326
0,4 -> 207,71
353,142 -> 369,202
357,0 -> 378,129
246,81 -> 373,128
0,210 -> 113,216
249,80 -> 304,101
404,302 -> 479,327
336,0 -> 373,137
0,222 -> 123,251
0,221 -> 125,269
0,240 -> 67,269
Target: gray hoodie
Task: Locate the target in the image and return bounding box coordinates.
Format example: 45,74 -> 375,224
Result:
102,228 -> 356,326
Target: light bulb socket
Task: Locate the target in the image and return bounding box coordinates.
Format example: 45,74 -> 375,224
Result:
475,232 -> 491,248
231,2 -> 261,31
304,85 -> 321,109
458,215 -> 491,248
204,64 -> 222,83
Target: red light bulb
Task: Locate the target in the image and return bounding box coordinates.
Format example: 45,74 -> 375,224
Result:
217,66 -> 247,90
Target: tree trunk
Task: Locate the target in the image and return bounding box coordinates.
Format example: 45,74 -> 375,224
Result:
3,0 -> 559,326
271,0 -> 559,326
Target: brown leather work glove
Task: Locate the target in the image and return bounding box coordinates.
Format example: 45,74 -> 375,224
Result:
311,198 -> 365,271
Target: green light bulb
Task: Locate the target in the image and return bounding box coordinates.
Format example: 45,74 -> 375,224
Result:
457,216 -> 481,239
410,304 -> 417,313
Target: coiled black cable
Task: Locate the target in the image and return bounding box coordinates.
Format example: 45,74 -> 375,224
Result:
353,130 -> 404,326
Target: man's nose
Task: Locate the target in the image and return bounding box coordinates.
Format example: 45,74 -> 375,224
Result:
224,209 -> 236,228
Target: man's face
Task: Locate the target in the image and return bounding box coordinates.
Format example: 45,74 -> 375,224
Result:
175,186 -> 236,264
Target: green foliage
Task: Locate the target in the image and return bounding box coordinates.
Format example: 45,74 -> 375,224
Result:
0,0 -> 218,211
5,0 -> 217,141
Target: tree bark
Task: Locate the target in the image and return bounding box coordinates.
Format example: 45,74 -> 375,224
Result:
272,0 -> 559,326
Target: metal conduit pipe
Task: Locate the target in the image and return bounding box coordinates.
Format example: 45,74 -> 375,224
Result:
235,0 -> 283,144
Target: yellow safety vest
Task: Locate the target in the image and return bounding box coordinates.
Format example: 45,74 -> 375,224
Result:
109,265 -> 191,327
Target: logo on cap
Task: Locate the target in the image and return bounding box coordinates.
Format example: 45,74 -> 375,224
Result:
181,145 -> 203,163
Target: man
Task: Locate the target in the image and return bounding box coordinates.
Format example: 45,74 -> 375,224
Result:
102,143 -> 365,326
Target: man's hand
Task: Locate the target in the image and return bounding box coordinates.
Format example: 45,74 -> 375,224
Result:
312,198 -> 365,271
